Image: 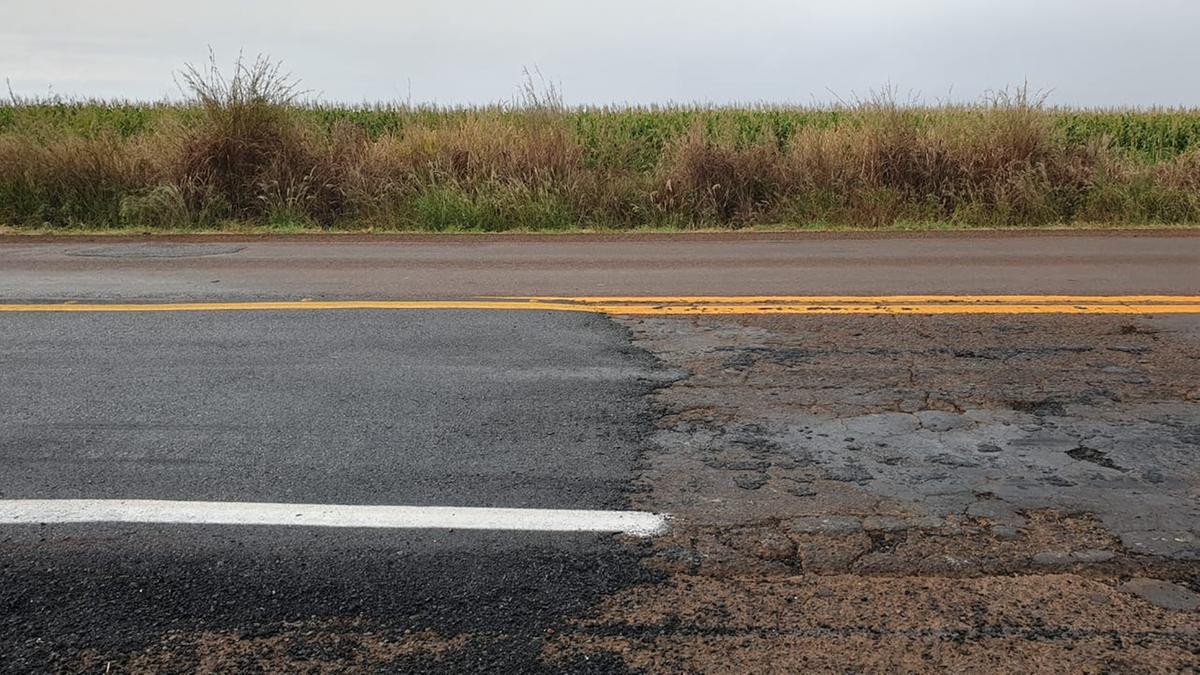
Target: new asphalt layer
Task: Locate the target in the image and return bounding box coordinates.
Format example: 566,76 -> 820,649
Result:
0,310 -> 664,508
0,310 -> 667,671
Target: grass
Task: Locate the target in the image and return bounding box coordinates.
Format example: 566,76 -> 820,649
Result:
3,57 -> 1200,233
5,220 -> 1194,240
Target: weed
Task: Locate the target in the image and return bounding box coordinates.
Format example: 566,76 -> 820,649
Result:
3,59 -> 1200,231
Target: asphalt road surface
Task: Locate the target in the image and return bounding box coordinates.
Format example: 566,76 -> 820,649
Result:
1,232 -> 1197,672
0,230 -> 1196,301
1,310 -> 669,671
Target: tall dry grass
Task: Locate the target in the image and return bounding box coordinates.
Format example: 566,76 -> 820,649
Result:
1,58 -> 1199,230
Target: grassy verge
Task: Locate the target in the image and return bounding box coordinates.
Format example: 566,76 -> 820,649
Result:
3,57 -> 1200,233
2,222 -> 1196,239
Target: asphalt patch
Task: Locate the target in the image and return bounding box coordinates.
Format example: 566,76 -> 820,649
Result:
0,309 -> 671,671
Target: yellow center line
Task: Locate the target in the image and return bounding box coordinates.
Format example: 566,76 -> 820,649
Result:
0,300 -> 595,313
608,303 -> 1200,315
0,297 -> 1198,315
506,294 -> 1200,305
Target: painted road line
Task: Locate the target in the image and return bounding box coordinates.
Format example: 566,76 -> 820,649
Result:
0,499 -> 670,536
607,303 -> 1200,315
0,300 -> 597,313
1,296 -> 1199,315
511,294 -> 1200,304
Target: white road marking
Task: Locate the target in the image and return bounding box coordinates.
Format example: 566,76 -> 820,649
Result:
0,499 -> 669,536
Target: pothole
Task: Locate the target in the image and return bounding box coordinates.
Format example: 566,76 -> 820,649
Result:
66,244 -> 245,259
1066,445 -> 1126,471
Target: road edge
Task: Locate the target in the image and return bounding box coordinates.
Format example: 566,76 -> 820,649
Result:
2,228 -> 1199,245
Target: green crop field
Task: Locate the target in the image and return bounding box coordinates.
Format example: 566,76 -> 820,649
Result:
2,60 -> 1199,233
7,103 -> 1200,161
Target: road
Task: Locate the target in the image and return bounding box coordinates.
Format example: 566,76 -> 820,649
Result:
1,232 -> 1198,672
1,310 -> 664,671
0,231 -> 1196,300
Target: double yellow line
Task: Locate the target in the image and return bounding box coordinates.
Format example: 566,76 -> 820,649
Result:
1,295 -> 1199,315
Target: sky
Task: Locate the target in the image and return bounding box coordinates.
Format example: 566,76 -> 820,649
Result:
3,0 -> 1199,107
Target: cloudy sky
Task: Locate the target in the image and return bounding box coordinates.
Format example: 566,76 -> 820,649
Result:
3,0 -> 1198,107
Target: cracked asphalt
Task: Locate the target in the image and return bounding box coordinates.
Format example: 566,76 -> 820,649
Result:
625,314 -> 1200,556
0,233 -> 1198,672
582,312 -> 1200,671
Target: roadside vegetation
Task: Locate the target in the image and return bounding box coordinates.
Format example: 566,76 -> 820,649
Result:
3,56 -> 1200,232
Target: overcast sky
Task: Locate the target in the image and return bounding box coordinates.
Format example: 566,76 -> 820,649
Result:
3,0 -> 1199,107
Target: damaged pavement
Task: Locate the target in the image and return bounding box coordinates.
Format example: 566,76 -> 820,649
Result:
546,313 -> 1200,671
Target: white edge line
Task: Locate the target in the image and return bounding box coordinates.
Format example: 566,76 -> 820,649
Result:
0,500 -> 670,537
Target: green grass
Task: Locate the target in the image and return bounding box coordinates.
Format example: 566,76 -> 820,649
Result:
4,220 -> 1194,239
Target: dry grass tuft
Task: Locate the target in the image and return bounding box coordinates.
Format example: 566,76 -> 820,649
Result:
173,53 -> 335,224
